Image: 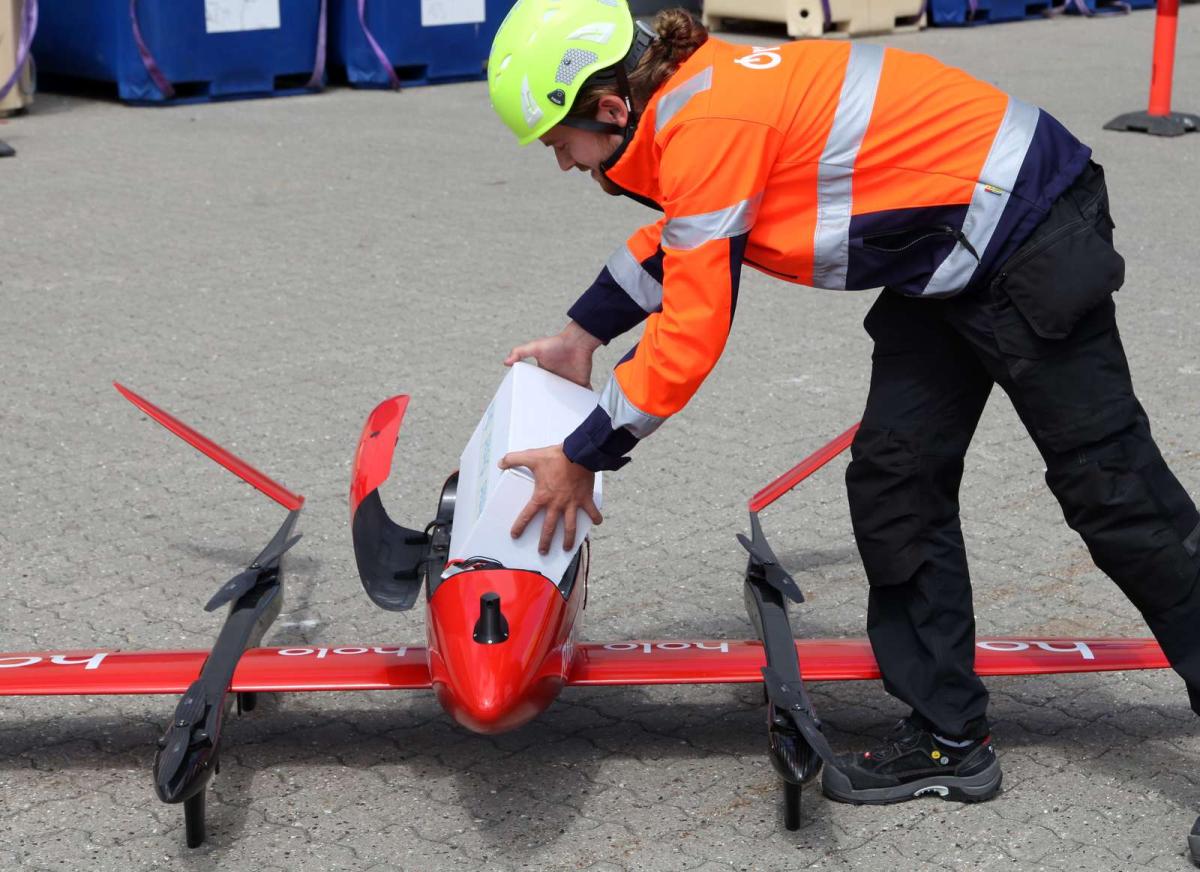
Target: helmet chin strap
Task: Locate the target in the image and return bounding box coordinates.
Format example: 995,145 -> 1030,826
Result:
597,60 -> 639,173
558,20 -> 657,172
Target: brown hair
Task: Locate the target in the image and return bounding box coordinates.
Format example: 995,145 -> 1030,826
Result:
568,9 -> 708,122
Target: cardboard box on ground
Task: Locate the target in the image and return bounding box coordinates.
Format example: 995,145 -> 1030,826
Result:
446,362 -> 603,584
0,0 -> 35,115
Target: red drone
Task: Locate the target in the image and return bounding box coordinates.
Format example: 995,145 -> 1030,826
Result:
0,385 -> 1170,849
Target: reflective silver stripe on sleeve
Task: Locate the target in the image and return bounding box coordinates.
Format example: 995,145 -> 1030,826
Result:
662,193 -> 762,252
600,375 -> 666,439
655,66 -> 713,133
922,97 -> 1040,297
811,44 -> 885,291
606,244 -> 663,313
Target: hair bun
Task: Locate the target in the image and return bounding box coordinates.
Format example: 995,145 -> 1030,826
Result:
653,9 -> 707,63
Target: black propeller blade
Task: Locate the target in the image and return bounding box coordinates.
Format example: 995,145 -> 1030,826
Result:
204,567 -> 260,613
203,518 -> 301,613
250,510 -> 302,568
205,532 -> 302,614
737,512 -> 804,603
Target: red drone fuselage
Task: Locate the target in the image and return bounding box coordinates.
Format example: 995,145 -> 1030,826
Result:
426,564 -> 586,734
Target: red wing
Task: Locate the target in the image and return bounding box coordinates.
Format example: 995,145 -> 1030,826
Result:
0,647 -> 432,695
567,638 -> 1169,686
114,382 -> 305,511
2,637 -> 1167,695
749,423 -> 861,513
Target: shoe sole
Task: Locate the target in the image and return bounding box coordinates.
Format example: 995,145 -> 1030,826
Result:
821,758 -> 1002,806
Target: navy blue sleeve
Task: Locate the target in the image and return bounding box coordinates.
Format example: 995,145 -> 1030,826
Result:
567,266 -> 653,346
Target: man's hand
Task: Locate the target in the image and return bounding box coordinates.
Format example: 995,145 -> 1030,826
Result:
504,321 -> 602,388
500,444 -> 602,554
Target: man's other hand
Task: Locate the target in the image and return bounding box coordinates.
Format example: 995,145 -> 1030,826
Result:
500,444 -> 602,554
504,321 -> 602,388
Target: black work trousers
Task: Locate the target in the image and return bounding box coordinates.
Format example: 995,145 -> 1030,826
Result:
846,162 -> 1200,739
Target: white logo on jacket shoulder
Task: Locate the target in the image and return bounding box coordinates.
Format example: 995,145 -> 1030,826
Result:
735,46 -> 782,71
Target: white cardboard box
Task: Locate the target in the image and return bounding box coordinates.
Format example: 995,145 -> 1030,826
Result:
446,362 -> 603,583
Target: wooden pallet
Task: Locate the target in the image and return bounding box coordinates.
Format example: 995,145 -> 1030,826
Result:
704,0 -> 925,38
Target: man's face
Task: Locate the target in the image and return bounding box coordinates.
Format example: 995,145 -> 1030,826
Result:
539,126 -> 624,194
538,94 -> 629,195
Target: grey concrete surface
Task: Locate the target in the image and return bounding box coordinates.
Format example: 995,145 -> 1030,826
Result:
1,8 -> 1199,871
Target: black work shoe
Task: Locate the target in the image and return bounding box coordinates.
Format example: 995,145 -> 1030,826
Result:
822,718 -> 1002,805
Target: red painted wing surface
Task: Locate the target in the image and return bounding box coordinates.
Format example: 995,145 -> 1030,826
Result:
0,638 -> 1168,696
114,383 -> 305,511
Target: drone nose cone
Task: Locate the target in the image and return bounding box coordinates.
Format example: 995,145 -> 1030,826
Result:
428,568 -> 574,734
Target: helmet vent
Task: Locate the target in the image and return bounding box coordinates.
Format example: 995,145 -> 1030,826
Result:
556,49 -> 599,85
521,75 -> 544,128
567,23 -> 616,44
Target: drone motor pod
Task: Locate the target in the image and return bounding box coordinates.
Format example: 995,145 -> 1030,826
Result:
741,424 -> 860,830
741,513 -> 839,830
115,383 -> 306,847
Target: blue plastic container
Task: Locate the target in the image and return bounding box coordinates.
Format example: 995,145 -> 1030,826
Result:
329,0 -> 509,88
928,0 -> 1052,24
32,0 -> 326,104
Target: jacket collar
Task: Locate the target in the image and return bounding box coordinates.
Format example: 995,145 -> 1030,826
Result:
601,40 -> 719,210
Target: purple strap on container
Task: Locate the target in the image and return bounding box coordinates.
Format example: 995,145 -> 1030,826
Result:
306,0 -> 328,89
0,0 -> 37,103
358,0 -> 400,89
820,0 -> 834,29
129,0 -> 175,99
1045,0 -> 1130,16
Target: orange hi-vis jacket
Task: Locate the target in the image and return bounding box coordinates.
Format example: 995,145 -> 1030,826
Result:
562,37 -> 1092,473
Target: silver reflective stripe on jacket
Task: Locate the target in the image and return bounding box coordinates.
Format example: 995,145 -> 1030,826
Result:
606,244 -> 663,313
921,97 -> 1040,297
656,66 -> 713,133
810,44 -> 886,290
600,375 -> 665,439
662,193 -> 762,251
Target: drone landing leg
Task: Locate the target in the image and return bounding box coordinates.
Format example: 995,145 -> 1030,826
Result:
784,783 -> 802,831
184,790 -> 207,849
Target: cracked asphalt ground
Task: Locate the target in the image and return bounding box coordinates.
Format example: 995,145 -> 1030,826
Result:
2,10 -> 1200,871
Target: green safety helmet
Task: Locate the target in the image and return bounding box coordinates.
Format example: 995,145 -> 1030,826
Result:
488,0 -> 656,146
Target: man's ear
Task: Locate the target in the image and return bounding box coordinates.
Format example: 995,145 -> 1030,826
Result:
596,94 -> 629,127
